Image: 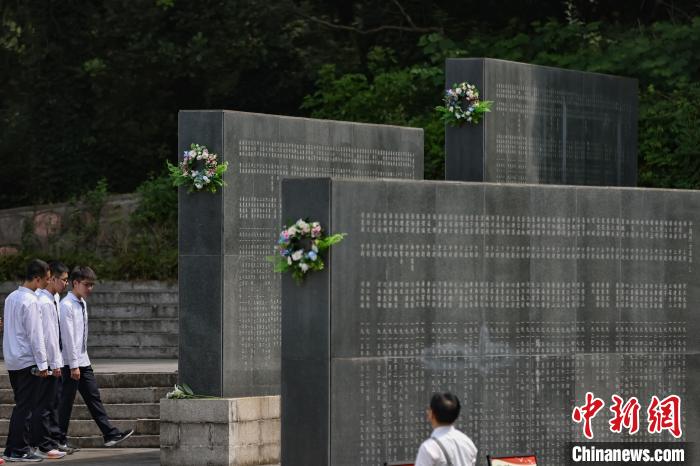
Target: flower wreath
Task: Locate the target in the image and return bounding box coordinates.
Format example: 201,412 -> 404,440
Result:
167,143 -> 229,193
435,82 -> 493,127
268,219 -> 345,283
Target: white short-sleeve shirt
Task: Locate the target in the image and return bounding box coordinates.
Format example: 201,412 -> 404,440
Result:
415,425 -> 478,466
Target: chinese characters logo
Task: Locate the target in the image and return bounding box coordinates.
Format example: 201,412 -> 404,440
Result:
572,392 -> 682,439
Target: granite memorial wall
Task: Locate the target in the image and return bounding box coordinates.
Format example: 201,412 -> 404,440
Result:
281,178 -> 698,465
445,58 -> 638,186
178,111 -> 423,396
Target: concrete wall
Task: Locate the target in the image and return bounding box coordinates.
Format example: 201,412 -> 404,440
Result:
0,194 -> 140,254
281,178 -> 698,466
445,58 -> 638,186
178,110 -> 424,397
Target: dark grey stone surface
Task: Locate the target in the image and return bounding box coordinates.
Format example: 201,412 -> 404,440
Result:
445,58 -> 638,186
280,178 -> 331,466
177,111 -> 223,395
178,111 -> 423,396
281,179 -> 698,466
177,254 -> 222,393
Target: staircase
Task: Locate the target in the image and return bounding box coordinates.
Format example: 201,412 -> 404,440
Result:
0,369 -> 175,447
0,281 -> 178,359
84,281 -> 178,359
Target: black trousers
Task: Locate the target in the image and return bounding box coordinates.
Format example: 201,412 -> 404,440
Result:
29,374 -> 62,451
5,367 -> 39,456
58,365 -> 120,442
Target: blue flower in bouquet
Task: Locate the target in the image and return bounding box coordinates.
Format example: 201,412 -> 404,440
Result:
268,218 -> 346,283
436,82 -> 493,127
167,143 -> 229,193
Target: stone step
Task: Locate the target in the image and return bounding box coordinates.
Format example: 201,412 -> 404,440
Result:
85,303 -> 178,319
0,325 -> 178,342
0,347 -> 179,360
0,387 -> 170,404
80,281 -> 176,292
0,372 -> 176,389
89,346 -> 178,358
88,332 -> 177,347
0,434 -> 160,448
0,292 -> 177,306
87,332 -> 178,347
88,318 -> 178,333
0,418 -> 158,437
0,347 -> 177,361
88,291 -> 177,305
0,281 -> 176,293
0,403 -> 160,420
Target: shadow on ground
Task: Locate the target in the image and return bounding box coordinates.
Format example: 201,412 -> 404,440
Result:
59,448 -> 159,465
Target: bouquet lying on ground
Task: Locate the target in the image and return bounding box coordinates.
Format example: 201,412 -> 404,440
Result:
165,383 -> 217,399
268,218 -> 346,283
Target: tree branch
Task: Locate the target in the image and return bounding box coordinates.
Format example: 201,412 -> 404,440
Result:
290,0 -> 441,35
656,0 -> 693,21
391,0 -> 417,29
300,12 -> 441,35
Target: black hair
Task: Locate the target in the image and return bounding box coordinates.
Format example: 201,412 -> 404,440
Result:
25,259 -> 49,281
70,265 -> 97,284
430,392 -> 461,424
48,260 -> 69,277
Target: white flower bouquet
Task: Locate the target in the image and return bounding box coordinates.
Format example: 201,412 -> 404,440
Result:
436,82 -> 493,126
268,218 -> 345,283
167,143 -> 229,193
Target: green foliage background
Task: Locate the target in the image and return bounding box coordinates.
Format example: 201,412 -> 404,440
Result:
1,1 -> 699,279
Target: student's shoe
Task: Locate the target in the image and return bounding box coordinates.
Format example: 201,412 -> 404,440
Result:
34,449 -> 65,460
56,444 -> 78,454
1,451 -> 43,462
104,428 -> 134,447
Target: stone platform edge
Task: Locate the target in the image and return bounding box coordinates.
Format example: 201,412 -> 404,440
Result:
160,396 -> 280,466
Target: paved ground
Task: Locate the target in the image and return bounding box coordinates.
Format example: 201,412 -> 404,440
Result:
48,448 -> 160,465
0,359 -> 178,373
89,359 -> 177,373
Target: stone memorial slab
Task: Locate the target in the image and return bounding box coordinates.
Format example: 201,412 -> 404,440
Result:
445,58 -> 638,186
178,111 -> 423,396
281,178 -> 698,466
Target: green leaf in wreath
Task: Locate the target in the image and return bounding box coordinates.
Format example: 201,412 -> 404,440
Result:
316,233 -> 346,250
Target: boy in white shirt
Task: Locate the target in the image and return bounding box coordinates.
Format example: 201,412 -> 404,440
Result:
2,259 -> 50,463
31,261 -> 70,459
57,266 -> 133,448
415,393 -> 478,466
